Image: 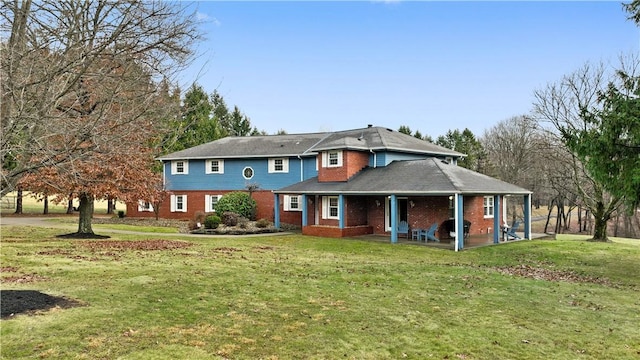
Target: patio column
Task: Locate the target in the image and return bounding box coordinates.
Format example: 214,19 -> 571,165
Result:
454,194 -> 464,251
274,193 -> 280,229
390,195 -> 398,244
524,193 -> 532,239
493,195 -> 501,244
301,194 -> 307,227
338,194 -> 345,229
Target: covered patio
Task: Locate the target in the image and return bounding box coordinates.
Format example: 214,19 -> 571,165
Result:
274,158 -> 533,251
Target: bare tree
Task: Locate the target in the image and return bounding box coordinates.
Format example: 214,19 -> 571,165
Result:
1,0 -> 201,195
532,61 -> 627,241
1,0 -> 202,235
481,115 -> 546,222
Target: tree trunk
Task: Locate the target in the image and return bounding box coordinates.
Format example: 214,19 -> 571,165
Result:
14,187 -> 23,214
67,193 -> 74,214
590,202 -> 609,242
544,199 -> 554,233
77,193 -> 95,235
43,196 -> 48,214
107,198 -> 114,214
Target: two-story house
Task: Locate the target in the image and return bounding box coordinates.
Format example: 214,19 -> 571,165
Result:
127,125 -> 532,250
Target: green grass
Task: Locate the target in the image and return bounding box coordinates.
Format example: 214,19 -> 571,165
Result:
43,218 -> 179,234
1,227 -> 639,359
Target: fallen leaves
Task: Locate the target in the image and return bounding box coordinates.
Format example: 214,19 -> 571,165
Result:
79,239 -> 192,251
493,264 -> 613,286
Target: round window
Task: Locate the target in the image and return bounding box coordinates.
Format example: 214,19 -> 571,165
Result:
243,167 -> 254,179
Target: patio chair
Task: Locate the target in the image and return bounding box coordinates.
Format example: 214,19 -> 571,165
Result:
503,220 -> 521,240
398,220 -> 409,238
424,223 -> 439,242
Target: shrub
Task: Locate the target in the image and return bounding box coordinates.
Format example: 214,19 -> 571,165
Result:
221,212 -> 238,227
193,211 -> 206,225
237,217 -> 248,229
215,192 -> 257,220
255,218 -> 270,228
188,220 -> 200,231
117,210 -> 125,218
204,215 -> 221,229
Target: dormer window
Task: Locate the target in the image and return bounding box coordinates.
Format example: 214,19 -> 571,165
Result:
322,150 -> 343,168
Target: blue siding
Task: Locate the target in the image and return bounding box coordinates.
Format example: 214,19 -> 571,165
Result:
164,157 -> 318,191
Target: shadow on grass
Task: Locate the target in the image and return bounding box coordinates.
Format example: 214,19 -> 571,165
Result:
56,232 -> 110,239
1,290 -> 83,319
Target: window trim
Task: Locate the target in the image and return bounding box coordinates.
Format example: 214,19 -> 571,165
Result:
483,196 -> 494,218
268,158 -> 289,173
205,159 -> 224,174
322,150 -> 343,168
242,166 -> 254,180
138,200 -> 154,212
284,195 -> 302,212
171,160 -> 189,175
322,196 -> 339,220
170,194 -> 188,213
205,194 -> 222,212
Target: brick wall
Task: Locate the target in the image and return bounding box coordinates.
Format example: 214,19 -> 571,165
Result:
318,150 -> 370,182
126,190 -> 294,224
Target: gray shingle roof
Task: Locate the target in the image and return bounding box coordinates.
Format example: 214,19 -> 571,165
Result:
158,126 -> 464,160
276,158 -> 531,195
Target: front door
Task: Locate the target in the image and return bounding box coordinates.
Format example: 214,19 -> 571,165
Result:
385,197 -> 408,231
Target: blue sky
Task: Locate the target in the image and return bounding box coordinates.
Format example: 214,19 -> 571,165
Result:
182,1 -> 639,138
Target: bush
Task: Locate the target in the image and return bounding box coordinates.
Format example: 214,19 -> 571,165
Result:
117,210 -> 125,218
237,217 -> 248,229
255,218 -> 270,228
221,212 -> 238,227
215,192 -> 257,220
193,211 -> 206,225
204,215 -> 221,229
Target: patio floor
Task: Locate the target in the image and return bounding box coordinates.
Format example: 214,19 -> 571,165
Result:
348,232 -> 554,250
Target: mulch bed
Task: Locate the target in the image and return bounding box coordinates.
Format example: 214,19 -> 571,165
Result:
0,290 -> 83,319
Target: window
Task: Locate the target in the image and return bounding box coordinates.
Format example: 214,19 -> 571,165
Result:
171,160 -> 189,175
205,194 -> 222,212
243,167 -> 254,179
284,195 -> 301,211
206,159 -> 224,174
138,200 -> 154,212
322,196 -> 339,219
321,150 -> 343,168
268,158 -> 289,173
170,194 -> 187,212
484,196 -> 494,218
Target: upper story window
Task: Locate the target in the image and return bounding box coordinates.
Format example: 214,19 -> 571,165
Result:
171,160 -> 189,175
321,150 -> 343,168
206,159 -> 224,174
268,158 -> 289,173
484,196 -> 494,218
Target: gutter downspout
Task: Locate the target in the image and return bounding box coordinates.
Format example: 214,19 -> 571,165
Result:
370,149 -> 376,168
298,155 -> 303,181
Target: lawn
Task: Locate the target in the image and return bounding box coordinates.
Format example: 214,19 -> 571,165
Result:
1,226 -> 639,359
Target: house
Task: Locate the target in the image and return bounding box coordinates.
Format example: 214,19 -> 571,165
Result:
126,125 -> 532,250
